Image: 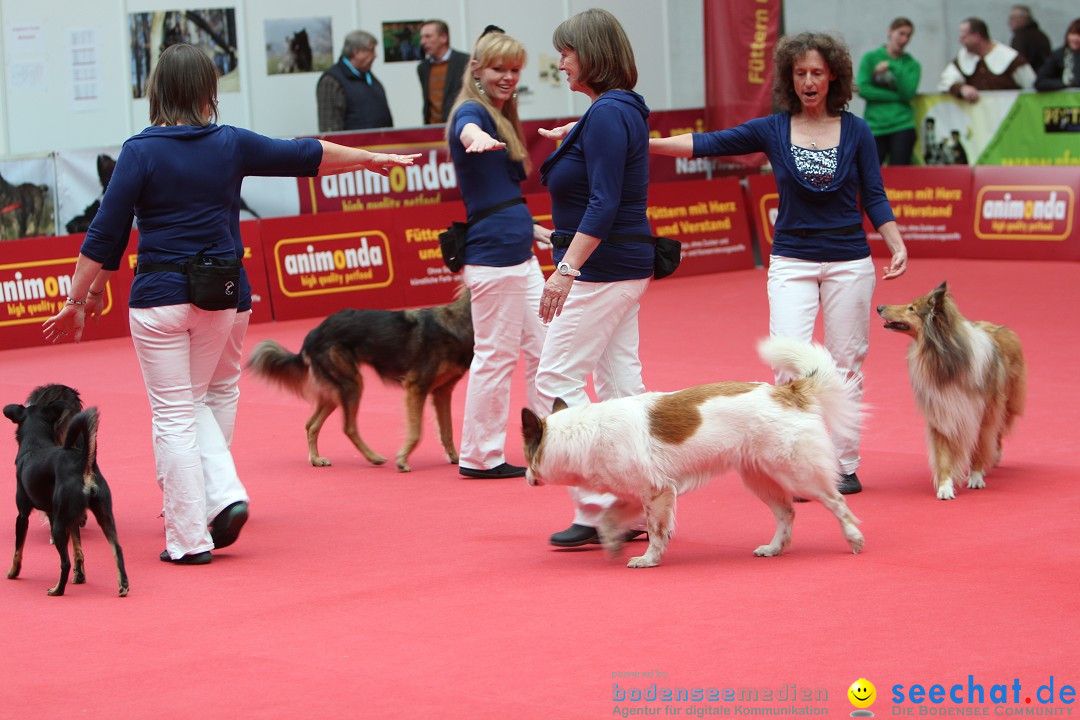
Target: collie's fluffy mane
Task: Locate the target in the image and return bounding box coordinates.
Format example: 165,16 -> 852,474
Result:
913,284 -> 975,384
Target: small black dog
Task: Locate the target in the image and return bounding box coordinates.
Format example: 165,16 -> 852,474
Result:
25,383 -> 84,444
4,388 -> 129,597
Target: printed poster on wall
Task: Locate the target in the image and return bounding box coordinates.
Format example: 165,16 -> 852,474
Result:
128,9 -> 239,98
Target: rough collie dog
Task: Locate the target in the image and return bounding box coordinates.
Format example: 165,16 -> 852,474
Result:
877,281 -> 1026,500
522,338 -> 864,568
247,288 -> 472,472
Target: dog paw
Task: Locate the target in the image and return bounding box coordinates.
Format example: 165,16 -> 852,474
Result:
627,555 -> 658,568
6,567 -> 19,579
848,532 -> 865,554
753,544 -> 782,557
936,484 -> 956,500
47,586 -> 64,596
310,456 -> 332,467
73,573 -> 86,585
118,584 -> 129,598
967,472 -> 986,490
396,461 -> 411,473
369,454 -> 388,466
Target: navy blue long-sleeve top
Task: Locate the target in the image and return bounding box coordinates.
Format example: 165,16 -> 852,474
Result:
540,90 -> 653,282
692,112 -> 895,262
449,100 -> 535,267
81,124 -> 322,309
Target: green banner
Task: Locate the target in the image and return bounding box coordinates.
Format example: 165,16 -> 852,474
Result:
978,91 -> 1080,166
911,91 -> 1080,167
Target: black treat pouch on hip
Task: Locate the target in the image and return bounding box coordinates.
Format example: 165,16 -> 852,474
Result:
186,253 -> 242,310
438,223 -> 468,272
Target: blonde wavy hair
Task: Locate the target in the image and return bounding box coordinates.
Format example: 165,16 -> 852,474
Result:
445,30 -> 529,170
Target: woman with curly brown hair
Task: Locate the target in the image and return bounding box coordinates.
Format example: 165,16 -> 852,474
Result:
651,32 -> 908,495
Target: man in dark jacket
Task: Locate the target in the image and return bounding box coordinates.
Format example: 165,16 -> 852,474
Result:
1009,5 -> 1051,74
316,30 -> 393,132
417,20 -> 470,124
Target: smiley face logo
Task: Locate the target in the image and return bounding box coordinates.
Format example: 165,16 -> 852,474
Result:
848,678 -> 876,709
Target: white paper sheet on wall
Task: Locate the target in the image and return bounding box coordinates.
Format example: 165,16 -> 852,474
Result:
5,21 -> 48,93
68,27 -> 100,112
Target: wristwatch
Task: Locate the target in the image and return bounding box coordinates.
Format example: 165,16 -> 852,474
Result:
556,261 -> 581,277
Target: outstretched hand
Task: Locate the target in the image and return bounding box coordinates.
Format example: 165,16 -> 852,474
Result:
368,152 -> 422,176
465,135 -> 506,153
537,121 -> 577,141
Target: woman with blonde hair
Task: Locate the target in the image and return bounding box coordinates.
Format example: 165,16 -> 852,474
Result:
446,26 -> 550,479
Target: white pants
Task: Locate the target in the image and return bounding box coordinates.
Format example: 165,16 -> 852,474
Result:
535,277 -> 650,527
204,309 -> 252,522
766,255 -> 876,473
460,258 -> 547,470
130,304 -> 248,559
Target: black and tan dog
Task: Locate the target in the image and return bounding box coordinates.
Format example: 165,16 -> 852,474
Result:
4,386 -> 129,596
248,288 -> 473,472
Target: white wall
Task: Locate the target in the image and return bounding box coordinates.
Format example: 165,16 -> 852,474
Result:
5,0 -> 1073,157
0,0 -> 705,156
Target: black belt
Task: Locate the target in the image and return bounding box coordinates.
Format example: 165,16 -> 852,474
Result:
135,258 -> 242,275
135,262 -> 190,275
784,224 -> 864,238
550,231 -> 655,249
465,197 -> 526,228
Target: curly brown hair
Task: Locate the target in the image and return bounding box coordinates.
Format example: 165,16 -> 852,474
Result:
772,32 -> 853,115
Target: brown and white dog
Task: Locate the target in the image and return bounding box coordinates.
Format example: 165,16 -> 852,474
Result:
877,281 -> 1026,500
522,338 -> 864,568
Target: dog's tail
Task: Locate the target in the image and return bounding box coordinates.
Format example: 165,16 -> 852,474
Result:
758,337 -> 863,443
64,407 -> 100,496
247,340 -> 311,399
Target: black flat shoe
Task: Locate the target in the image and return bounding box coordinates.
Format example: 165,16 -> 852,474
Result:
548,526 -> 647,547
160,550 -> 212,565
550,523 -> 598,547
837,472 -> 862,495
210,501 -> 249,549
459,462 -> 526,479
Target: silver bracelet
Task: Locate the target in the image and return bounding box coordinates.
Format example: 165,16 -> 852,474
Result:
65,297 -> 87,306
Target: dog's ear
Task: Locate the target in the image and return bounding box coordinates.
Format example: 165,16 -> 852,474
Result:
521,408 -> 544,449
3,404 -> 26,424
551,397 -> 569,414
929,282 -> 949,308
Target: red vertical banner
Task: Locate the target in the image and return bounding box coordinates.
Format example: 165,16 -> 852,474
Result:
702,0 -> 781,168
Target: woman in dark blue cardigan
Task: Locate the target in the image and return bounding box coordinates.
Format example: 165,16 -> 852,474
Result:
651,32 -> 908,496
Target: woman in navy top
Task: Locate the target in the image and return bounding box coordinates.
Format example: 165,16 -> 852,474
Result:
651,32 -> 908,495
446,28 -> 550,479
536,9 -> 653,548
44,44 -> 419,564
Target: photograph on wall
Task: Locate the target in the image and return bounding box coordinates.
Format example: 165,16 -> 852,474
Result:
381,21 -> 425,63
0,156 -> 57,240
54,147 -> 123,236
265,17 -> 332,75
129,8 -> 239,99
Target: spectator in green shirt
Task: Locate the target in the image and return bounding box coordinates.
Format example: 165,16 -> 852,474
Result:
857,17 -> 921,165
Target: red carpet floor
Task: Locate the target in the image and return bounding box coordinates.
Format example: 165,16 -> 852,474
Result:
0,258 -> 1077,719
